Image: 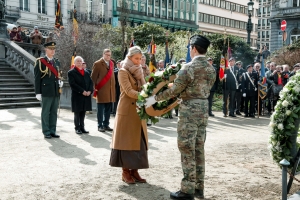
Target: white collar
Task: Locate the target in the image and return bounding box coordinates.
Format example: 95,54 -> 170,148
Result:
46,56 -> 53,61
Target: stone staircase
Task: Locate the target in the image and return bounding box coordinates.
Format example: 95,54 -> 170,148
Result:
0,60 -> 40,109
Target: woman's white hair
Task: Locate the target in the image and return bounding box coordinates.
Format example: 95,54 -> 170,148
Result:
126,46 -> 142,57
74,56 -> 84,63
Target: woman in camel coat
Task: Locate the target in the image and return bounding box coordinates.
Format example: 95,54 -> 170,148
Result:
110,46 -> 148,184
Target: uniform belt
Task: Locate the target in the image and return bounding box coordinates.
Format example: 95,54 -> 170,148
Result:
181,97 -> 207,101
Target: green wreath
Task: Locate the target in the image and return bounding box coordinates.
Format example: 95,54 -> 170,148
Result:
269,72 -> 300,169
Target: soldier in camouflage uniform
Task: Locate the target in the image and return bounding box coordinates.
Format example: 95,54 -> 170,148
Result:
145,35 -> 216,200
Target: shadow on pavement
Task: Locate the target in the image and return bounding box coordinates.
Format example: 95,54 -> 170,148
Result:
45,139 -> 97,165
79,134 -> 110,150
118,183 -> 170,200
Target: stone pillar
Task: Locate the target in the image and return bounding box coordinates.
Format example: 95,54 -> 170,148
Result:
0,19 -> 7,59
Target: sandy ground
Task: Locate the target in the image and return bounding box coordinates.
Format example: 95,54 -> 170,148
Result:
0,108 -> 298,200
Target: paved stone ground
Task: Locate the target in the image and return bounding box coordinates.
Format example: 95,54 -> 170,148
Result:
0,108 -> 297,200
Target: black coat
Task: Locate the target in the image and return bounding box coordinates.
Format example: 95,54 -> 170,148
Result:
34,56 -> 60,97
237,67 -> 246,92
68,68 -> 93,112
242,71 -> 258,97
114,67 -> 121,101
210,64 -> 219,92
223,65 -> 239,91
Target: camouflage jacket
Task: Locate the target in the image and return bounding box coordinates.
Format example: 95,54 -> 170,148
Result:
156,56 -> 216,101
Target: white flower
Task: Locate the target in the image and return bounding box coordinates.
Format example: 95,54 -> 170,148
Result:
269,122 -> 276,128
154,71 -> 164,77
286,110 -> 292,116
278,123 -> 284,130
294,86 -> 300,93
140,90 -> 148,98
143,83 -> 149,91
282,87 -> 289,93
282,100 -> 289,107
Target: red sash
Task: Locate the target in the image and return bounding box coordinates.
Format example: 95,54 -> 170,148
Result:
40,58 -> 58,78
93,60 -> 113,98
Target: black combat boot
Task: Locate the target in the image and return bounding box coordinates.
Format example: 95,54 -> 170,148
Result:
170,191 -> 194,200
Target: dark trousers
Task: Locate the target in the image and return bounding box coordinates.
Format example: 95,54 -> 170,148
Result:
235,91 -> 242,113
240,96 -> 245,112
74,111 -> 86,130
41,96 -> 59,136
97,102 -> 112,128
223,90 -> 236,115
245,95 -> 255,115
208,91 -> 214,114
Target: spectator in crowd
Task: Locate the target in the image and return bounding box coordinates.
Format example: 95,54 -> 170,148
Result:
17,25 -> 29,43
91,49 -> 115,132
83,61 -> 93,114
207,57 -> 219,117
110,46 -> 148,184
30,26 -> 43,57
141,54 -> 150,77
266,61 -> 271,71
270,65 -> 284,108
242,65 -> 258,118
158,60 -> 165,71
235,61 -> 245,115
45,32 -> 54,43
68,56 -> 93,134
9,27 -> 22,42
282,64 -> 290,85
262,45 -> 271,59
266,62 -> 276,115
290,63 -> 300,77
222,57 -> 239,117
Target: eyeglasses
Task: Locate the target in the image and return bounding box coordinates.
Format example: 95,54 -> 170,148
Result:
104,54 -> 111,57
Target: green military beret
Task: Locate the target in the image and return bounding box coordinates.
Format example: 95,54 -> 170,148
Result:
190,35 -> 210,50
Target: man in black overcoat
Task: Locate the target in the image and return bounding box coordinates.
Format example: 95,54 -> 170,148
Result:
68,56 -> 93,134
207,57 -> 219,117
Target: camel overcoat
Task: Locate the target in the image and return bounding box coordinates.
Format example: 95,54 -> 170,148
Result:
91,58 -> 115,103
110,68 -> 148,151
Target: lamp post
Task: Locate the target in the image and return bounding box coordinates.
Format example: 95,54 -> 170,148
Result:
246,0 -> 254,45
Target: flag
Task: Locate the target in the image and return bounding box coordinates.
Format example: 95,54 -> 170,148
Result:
260,57 -> 267,85
130,38 -> 135,47
149,54 -> 156,73
147,36 -> 156,54
219,55 -> 225,80
70,47 -> 76,68
227,46 -> 232,67
164,40 -> 170,68
186,43 -> 191,63
55,0 -> 63,29
258,56 -> 267,99
72,8 -> 78,45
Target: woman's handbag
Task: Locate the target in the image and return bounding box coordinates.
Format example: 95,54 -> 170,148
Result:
272,84 -> 283,96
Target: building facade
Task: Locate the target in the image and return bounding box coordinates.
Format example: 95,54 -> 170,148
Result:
269,0 -> 300,51
257,0 -> 271,49
198,0 -> 259,48
112,0 -> 199,31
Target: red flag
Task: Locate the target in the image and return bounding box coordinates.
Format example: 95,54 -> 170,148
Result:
219,55 -> 225,80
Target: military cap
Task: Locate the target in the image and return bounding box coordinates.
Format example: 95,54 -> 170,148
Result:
228,57 -> 235,62
116,60 -> 121,64
236,61 -> 242,64
207,57 -> 213,61
266,61 -> 271,64
44,42 -> 56,48
190,35 -> 210,50
246,65 -> 252,69
293,63 -> 300,68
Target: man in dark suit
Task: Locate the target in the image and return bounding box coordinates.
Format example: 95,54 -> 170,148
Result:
207,57 -> 219,117
235,61 -> 245,115
222,57 -> 239,117
242,65 -> 258,118
34,42 -> 62,139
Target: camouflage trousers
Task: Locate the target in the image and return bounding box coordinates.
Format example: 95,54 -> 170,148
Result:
177,99 -> 208,194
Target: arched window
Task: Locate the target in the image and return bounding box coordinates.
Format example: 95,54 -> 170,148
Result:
290,28 -> 300,44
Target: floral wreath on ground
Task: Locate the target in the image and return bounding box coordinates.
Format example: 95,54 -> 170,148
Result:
136,63 -> 182,124
269,71 -> 300,169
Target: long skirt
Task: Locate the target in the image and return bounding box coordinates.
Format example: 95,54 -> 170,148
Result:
109,131 -> 149,169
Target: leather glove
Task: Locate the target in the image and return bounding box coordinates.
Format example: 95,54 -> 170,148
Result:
36,94 -> 42,101
243,93 -> 246,97
59,80 -> 64,87
145,96 -> 157,108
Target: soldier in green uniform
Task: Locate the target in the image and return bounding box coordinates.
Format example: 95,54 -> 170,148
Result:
145,35 -> 216,200
34,42 -> 63,139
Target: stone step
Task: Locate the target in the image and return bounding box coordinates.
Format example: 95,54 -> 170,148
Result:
0,67 -> 18,71
0,92 -> 35,97
0,83 -> 33,87
0,97 -> 37,102
0,71 -> 20,75
1,75 -> 24,79
0,79 -> 29,82
0,87 -> 34,91
0,101 -> 40,109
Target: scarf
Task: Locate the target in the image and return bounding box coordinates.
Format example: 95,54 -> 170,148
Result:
122,57 -> 146,89
277,73 -> 282,85
75,66 -> 85,76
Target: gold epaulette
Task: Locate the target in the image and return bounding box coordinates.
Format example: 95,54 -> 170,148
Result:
35,58 -> 49,78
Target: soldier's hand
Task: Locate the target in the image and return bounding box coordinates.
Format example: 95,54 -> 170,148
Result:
145,96 -> 157,108
36,94 -> 42,101
59,80 -> 64,87
243,93 -> 246,97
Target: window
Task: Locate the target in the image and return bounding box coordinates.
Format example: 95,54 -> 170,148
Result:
220,0 -> 225,8
199,0 -> 204,3
293,0 -> 300,7
210,0 -> 216,6
267,19 -> 270,26
215,16 -> 219,24
240,6 -> 244,14
220,17 -> 225,25
38,0 -> 46,14
226,2 -> 230,10
225,18 -> 230,27
199,13 -> 204,21
230,19 -> 234,27
236,4 -> 240,12
187,2 -> 190,11
19,0 -> 29,11
210,15 -> 214,24
186,12 -> 189,20
204,0 -> 209,4
204,14 -> 209,23
231,3 -> 236,11
216,0 -> 220,7
266,31 -> 270,38
262,31 -> 265,38
86,0 -> 92,19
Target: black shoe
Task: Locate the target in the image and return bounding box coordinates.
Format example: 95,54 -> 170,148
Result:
229,114 -> 236,117
236,111 -> 242,115
195,189 -> 204,199
75,129 -> 82,134
249,114 -> 255,118
104,126 -> 113,131
244,114 -> 249,117
81,129 -> 89,134
169,116 -> 173,119
209,113 -> 215,117
170,191 -> 194,200
44,135 -> 52,139
98,127 -> 105,132
50,133 -> 60,138
147,123 -> 152,126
